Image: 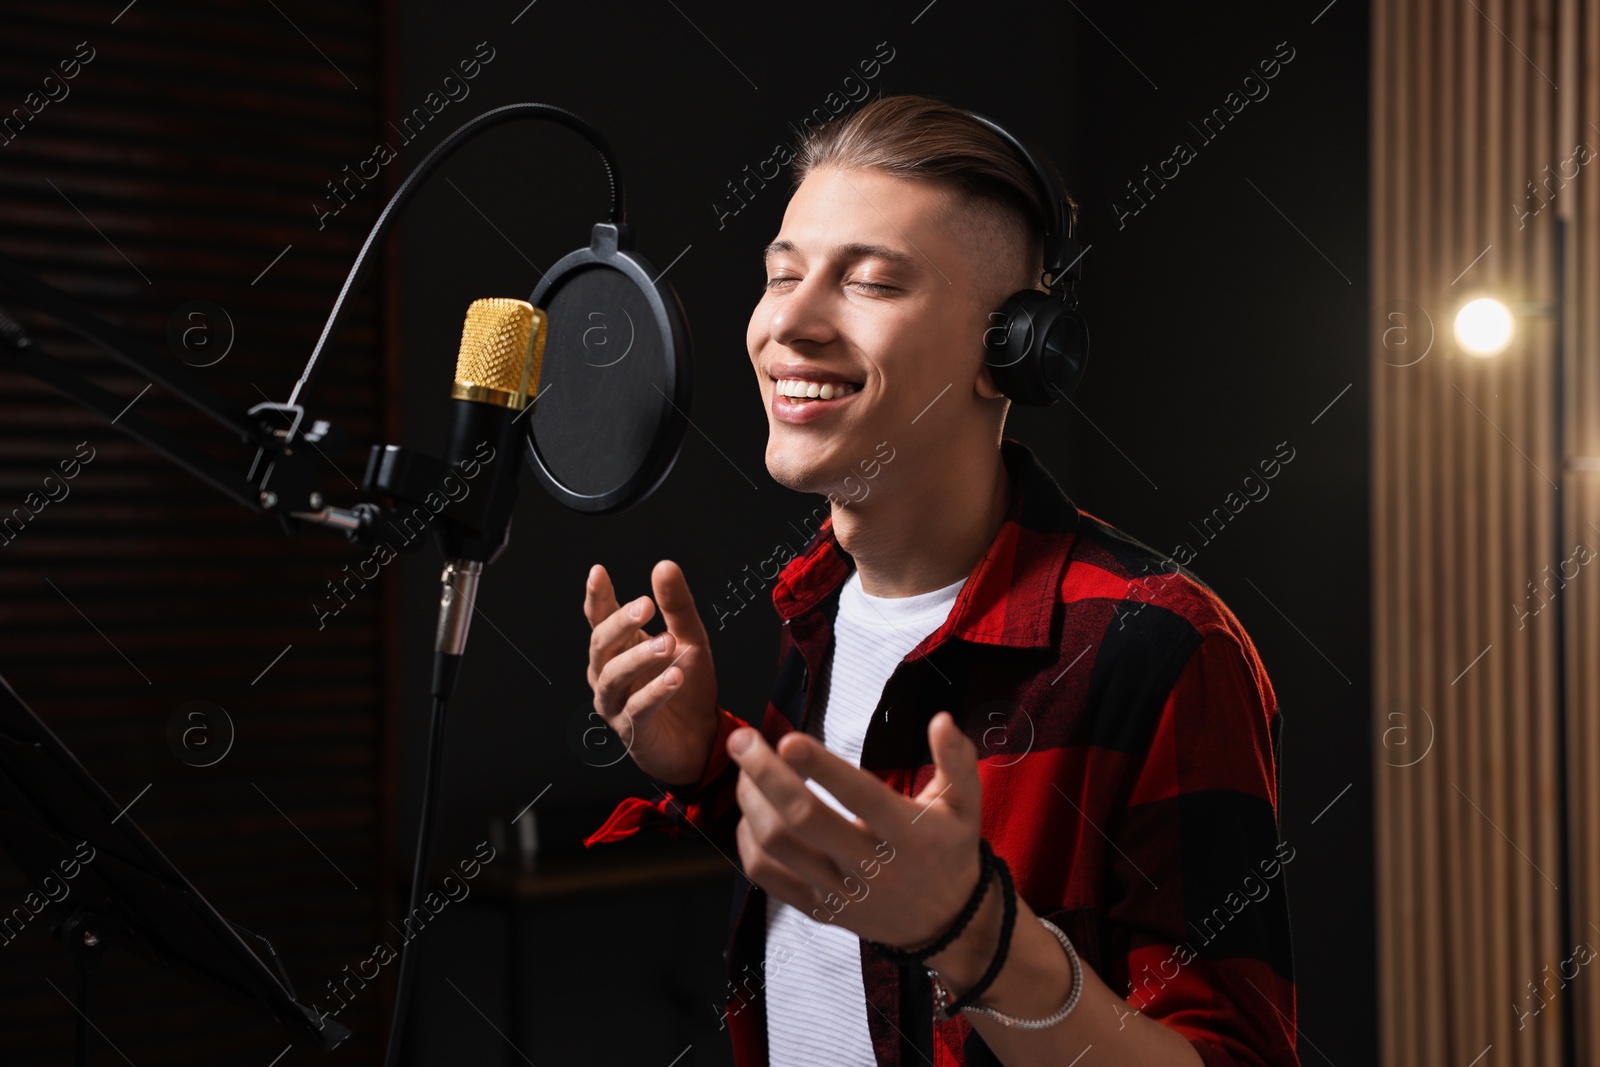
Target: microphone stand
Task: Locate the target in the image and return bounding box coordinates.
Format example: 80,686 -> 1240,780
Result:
1,102 -> 629,1067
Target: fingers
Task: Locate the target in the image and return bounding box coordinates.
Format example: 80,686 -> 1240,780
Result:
911,711 -> 982,817
600,657 -> 684,740
735,769 -> 862,901
585,560 -> 704,645
730,728 -> 877,863
586,571 -> 656,686
735,817 -> 818,912
582,564 -> 621,629
775,730 -> 915,837
586,565 -> 650,645
652,560 -> 711,648
770,713 -> 979,833
592,626 -> 682,721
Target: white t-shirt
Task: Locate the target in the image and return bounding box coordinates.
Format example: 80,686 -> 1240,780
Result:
765,568 -> 967,1066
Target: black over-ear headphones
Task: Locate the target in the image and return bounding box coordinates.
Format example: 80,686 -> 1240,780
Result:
963,111 -> 1089,407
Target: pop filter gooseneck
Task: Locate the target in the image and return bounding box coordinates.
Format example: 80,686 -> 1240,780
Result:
287,102 -> 625,411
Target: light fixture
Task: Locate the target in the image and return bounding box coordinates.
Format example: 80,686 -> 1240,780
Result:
1453,296 -> 1515,357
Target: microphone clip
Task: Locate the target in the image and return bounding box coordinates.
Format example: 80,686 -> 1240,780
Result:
243,400 -> 346,535
361,442 -> 515,563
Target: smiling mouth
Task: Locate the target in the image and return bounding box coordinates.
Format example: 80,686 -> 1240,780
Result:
773,377 -> 862,402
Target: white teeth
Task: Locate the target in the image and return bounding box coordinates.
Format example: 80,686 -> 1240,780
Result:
774,377 -> 859,399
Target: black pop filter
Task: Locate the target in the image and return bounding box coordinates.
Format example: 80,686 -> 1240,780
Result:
277,102 -> 693,517
524,221 -> 691,514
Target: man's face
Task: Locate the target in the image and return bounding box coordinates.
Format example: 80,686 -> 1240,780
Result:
746,165 -> 1008,499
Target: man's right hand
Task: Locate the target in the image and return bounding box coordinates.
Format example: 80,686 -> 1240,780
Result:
584,559 -> 720,788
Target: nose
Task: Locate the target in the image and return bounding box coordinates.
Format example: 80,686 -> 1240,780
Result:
768,275 -> 838,349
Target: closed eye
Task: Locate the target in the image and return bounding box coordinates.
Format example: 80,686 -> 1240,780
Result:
762,276 -> 897,295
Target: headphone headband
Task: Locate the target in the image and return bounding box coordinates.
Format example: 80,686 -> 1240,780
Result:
962,110 -> 1082,300
961,107 -> 1090,407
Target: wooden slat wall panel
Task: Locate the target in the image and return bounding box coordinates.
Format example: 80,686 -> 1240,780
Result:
1371,0 -> 1392,1051
0,2 -> 398,1063
1570,0 -> 1600,1057
1374,0 -> 1596,1063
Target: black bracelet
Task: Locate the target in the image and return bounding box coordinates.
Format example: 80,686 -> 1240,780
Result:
866,838 -> 995,966
937,849 -> 1017,1017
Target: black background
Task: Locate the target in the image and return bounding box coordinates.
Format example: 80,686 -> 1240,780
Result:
0,0 -> 1372,1063
389,1 -> 1370,1064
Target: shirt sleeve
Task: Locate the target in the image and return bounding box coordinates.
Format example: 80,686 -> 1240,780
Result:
1104,628 -> 1300,1067
582,704 -> 747,852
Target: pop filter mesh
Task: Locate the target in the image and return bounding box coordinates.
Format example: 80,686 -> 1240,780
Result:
529,264 -> 667,497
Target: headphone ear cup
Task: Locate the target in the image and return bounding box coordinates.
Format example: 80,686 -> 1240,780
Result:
984,291 -> 1089,407
1038,303 -> 1089,403
984,289 -> 1045,401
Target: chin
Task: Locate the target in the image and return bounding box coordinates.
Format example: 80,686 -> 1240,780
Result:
764,433 -> 842,495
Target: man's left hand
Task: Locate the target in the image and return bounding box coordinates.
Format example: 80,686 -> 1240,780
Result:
728,710 -> 985,951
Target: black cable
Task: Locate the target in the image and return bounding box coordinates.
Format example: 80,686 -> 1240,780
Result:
382,691 -> 451,1067
288,102 -> 626,410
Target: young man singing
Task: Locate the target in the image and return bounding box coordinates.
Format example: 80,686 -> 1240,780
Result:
581,95 -> 1298,1067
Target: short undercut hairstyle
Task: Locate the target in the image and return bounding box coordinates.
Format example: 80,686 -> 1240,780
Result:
790,94 -> 1077,297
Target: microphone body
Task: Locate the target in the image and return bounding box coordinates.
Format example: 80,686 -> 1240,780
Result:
430,298 -> 546,697
433,398 -> 520,564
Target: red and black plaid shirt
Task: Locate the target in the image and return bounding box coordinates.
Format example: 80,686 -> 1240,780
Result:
587,438 -> 1299,1067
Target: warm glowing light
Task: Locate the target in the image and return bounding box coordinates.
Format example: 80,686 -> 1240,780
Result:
1453,297 -> 1514,357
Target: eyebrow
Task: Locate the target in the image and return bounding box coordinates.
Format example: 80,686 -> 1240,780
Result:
761,239 -> 919,267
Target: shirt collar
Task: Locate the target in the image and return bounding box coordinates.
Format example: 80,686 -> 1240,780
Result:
770,437 -> 1079,651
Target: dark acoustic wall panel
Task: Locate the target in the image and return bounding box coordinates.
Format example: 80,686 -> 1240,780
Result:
0,2 -> 399,1063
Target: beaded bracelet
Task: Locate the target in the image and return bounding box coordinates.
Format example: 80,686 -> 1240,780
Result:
865,838 -> 995,967
930,848 -> 1017,1019
929,856 -> 1085,1029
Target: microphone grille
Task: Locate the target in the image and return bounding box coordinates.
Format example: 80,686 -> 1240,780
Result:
452,297 -> 548,409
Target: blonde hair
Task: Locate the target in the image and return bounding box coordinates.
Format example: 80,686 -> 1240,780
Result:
791,94 -> 1076,289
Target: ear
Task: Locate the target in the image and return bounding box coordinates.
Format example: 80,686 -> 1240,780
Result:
975,359 -> 1006,400
975,297 -> 1012,401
